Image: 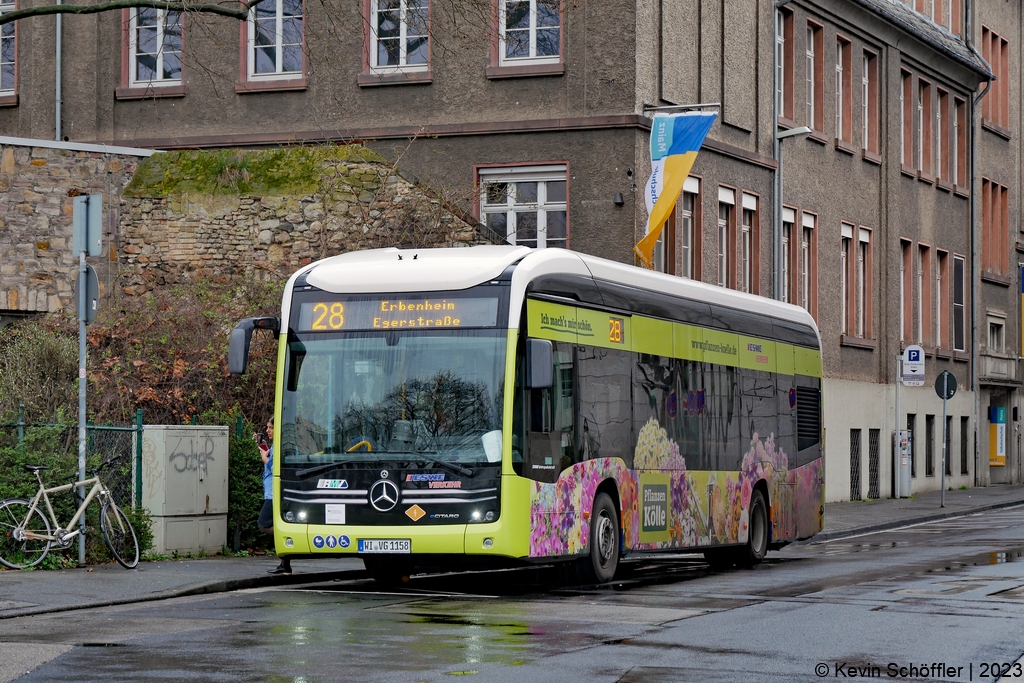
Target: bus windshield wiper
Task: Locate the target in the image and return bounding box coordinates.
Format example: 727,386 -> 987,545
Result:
294,454 -> 382,479
383,451 -> 474,478
294,462 -> 342,479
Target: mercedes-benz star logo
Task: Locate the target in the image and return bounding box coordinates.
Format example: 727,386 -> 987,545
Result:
369,479 -> 400,512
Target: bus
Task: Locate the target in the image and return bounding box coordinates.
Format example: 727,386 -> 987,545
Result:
229,245 -> 824,583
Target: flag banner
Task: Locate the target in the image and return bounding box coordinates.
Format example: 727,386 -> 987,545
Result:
634,111 -> 717,268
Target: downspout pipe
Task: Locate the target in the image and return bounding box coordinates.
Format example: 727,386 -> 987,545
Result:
773,0 -> 795,301
55,0 -> 61,141
966,0 -> 993,488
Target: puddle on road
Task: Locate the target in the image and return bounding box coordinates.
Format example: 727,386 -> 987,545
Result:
821,541 -> 906,556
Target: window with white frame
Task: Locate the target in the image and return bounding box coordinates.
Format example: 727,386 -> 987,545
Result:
989,318 -> 1005,353
740,192 -> 757,294
0,1 -> 15,93
806,26 -> 815,127
953,255 -> 965,351
741,208 -> 753,294
862,55 -> 869,150
681,179 -> 698,279
129,8 -> 182,87
718,188 -> 734,289
835,40 -> 843,139
856,228 -> 869,337
499,0 -> 560,65
370,0 -> 428,72
782,208 -> 794,304
799,212 -> 815,313
776,12 -> 785,111
248,0 -> 303,79
480,165 -> 567,249
841,226 -> 851,335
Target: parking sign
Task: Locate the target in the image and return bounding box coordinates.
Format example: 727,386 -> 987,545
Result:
902,345 -> 925,386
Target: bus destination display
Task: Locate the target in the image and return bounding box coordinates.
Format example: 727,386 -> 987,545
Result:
297,297 -> 499,332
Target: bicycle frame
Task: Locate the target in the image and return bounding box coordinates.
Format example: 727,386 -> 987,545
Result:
20,472 -> 115,543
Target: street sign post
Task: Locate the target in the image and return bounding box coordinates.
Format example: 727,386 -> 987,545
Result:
74,264 -> 99,326
72,194 -> 103,566
894,346 -> 925,499
935,371 -> 957,508
902,345 -> 925,386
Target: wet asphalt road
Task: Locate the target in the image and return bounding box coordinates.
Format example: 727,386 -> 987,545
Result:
3,507 -> 1024,683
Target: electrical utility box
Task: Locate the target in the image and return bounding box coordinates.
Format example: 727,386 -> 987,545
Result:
140,426 -> 229,555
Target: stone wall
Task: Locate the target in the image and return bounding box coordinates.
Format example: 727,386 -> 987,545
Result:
0,142 -> 144,317
118,154 -> 493,295
0,143 -> 496,310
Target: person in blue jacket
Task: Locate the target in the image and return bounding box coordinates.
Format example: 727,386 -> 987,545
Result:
257,417 -> 291,575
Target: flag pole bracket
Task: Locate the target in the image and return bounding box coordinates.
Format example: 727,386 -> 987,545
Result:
642,102 -> 722,115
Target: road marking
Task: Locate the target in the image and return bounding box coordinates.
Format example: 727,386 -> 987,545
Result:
819,505 -> 1024,543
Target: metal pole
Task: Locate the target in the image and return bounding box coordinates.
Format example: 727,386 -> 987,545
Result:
895,355 -> 901,498
134,408 -> 143,508
941,378 -> 948,508
776,139 -> 784,300
55,0 -> 62,141
77,250 -> 86,566
16,402 -> 24,449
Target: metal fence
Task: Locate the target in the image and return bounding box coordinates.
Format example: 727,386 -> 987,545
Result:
1,406 -> 144,509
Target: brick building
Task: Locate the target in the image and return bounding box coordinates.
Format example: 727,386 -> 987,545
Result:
0,0 -> 1020,499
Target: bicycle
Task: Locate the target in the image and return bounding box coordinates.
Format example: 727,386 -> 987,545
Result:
0,463 -> 139,570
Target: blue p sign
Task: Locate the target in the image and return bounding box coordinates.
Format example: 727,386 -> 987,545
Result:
908,349 -> 921,362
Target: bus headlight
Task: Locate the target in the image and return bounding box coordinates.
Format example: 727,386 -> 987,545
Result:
284,511 -> 295,522
485,511 -> 494,522
297,510 -> 308,522
471,510 -> 481,521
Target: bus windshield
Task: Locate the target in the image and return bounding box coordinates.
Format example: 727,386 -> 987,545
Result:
280,329 -> 507,467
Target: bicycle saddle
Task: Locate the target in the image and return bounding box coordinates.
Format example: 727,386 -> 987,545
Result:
22,465 -> 50,473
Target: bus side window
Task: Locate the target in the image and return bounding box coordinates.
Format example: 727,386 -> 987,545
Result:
513,340 -> 575,482
577,345 -> 634,466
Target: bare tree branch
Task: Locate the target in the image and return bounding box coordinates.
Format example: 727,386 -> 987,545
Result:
0,0 -> 265,26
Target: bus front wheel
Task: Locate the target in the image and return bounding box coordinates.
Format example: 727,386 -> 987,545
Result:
579,492 -> 620,584
736,489 -> 769,567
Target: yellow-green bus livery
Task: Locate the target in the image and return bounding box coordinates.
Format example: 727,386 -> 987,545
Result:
229,245 -> 824,583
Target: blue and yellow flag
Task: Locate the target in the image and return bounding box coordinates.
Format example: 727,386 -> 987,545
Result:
635,111 -> 717,268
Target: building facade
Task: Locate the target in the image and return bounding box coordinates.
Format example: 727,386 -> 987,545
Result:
0,0 -> 1020,500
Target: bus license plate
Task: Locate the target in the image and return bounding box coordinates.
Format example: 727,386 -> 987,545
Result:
358,539 -> 411,554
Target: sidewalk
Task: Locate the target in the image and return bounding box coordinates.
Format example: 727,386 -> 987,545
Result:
818,482 -> 1024,541
2,485 -> 1022,619
0,555 -> 365,620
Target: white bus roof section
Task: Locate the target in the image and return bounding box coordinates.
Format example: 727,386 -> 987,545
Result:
293,245 -> 819,345
508,248 -> 820,340
303,245 -> 533,293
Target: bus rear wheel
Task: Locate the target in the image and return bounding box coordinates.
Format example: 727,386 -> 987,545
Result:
736,489 -> 769,568
578,492 -> 620,584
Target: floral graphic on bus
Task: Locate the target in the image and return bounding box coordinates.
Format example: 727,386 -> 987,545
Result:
528,417 -> 822,558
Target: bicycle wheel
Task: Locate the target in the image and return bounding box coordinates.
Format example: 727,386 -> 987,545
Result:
0,499 -> 52,570
100,502 -> 139,569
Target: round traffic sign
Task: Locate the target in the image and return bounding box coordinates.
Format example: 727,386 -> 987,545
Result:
935,370 -> 957,400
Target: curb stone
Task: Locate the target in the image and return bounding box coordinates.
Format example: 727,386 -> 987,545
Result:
0,568 -> 368,621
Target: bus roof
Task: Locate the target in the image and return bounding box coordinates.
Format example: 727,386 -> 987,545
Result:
293,245 -> 820,344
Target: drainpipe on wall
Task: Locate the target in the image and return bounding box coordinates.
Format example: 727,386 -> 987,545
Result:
966,0 -> 993,488
55,0 -> 62,141
773,0 -> 794,301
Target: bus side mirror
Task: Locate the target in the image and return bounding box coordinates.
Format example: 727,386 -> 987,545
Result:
526,339 -> 553,389
229,317 -> 280,375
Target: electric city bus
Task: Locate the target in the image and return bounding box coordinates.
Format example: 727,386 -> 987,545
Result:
229,245 -> 824,583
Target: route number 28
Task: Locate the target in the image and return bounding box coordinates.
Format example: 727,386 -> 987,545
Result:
609,317 -> 624,344
311,302 -> 345,330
